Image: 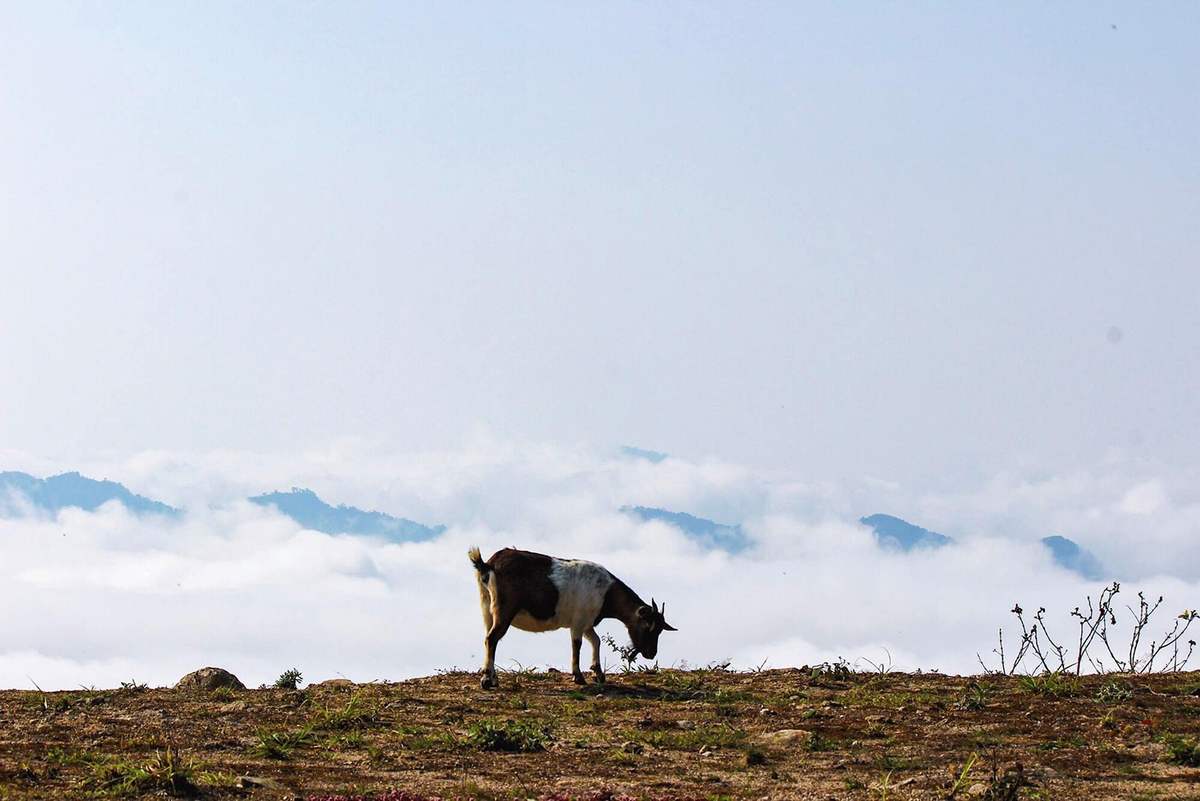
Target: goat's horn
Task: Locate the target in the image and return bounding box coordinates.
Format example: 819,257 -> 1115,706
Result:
651,598 -> 657,612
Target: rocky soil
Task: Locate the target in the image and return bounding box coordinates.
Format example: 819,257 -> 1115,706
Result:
1,666 -> 1199,799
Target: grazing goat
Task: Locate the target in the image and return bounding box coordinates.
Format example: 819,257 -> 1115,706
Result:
468,546 -> 677,689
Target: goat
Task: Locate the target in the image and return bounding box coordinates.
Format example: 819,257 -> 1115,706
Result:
468,546 -> 676,689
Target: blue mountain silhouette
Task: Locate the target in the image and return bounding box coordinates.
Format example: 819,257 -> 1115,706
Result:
621,505 -> 748,552
1041,535 -> 1105,580
248,487 -> 445,542
0,471 -> 178,516
620,446 -> 669,463
859,513 -> 954,551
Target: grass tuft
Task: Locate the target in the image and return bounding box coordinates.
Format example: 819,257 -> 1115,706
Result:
464,718 -> 552,752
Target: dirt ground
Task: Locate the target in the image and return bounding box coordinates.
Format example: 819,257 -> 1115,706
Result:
1,666 -> 1199,800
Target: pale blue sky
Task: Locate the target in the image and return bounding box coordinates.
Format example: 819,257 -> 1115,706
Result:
2,2 -> 1197,479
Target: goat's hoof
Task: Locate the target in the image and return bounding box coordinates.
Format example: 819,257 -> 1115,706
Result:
572,672 -> 587,685
480,675 -> 498,690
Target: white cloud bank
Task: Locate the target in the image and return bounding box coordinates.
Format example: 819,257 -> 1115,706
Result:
2,439 -> 1198,689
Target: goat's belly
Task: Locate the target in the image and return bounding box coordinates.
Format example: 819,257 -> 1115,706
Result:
511,611 -> 561,633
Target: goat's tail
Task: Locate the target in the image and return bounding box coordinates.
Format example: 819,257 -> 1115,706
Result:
468,546 -> 491,577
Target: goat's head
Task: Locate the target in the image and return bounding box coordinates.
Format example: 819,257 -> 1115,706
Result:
628,598 -> 677,660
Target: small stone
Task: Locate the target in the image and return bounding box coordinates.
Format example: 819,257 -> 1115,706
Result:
676,720 -> 696,730
174,667 -> 245,692
237,775 -> 285,790
1130,742 -> 1169,760
316,678 -> 354,687
621,740 -> 644,754
966,782 -> 988,797
755,729 -> 813,745
218,701 -> 248,714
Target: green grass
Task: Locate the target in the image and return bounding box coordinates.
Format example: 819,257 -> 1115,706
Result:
625,725 -> 748,751
463,718 -> 553,752
311,694 -> 381,731
954,681 -> 992,711
394,724 -> 459,751
1017,672 -> 1080,697
1038,734 -> 1087,751
86,748 -> 198,797
1161,733 -> 1200,767
208,686 -> 237,702
251,725 -> 314,760
806,732 -> 837,752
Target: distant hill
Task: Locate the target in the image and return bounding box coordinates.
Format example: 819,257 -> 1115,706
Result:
248,487 -> 445,542
621,505 -> 748,552
620,446 -> 668,463
0,471 -> 178,516
1041,535 -> 1105,580
859,513 -> 954,551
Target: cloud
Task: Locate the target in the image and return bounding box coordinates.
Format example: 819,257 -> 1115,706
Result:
1119,480 -> 1168,516
1,440 -> 1199,689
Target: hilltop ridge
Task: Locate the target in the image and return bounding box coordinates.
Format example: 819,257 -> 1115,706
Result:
1,667 -> 1197,799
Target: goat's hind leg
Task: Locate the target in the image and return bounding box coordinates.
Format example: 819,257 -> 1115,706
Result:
481,605 -> 515,690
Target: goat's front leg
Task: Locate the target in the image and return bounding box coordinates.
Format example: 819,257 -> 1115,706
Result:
585,627 -> 604,684
570,630 -> 586,684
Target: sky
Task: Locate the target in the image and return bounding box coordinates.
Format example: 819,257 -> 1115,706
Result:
0,3 -> 1198,688
2,2 -> 1198,477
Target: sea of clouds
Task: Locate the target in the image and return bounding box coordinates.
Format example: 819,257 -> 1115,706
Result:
1,437 -> 1198,690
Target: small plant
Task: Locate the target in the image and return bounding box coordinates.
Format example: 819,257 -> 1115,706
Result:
464,718 -> 552,752
274,668 -> 304,690
809,658 -> 854,680
806,731 -> 836,752
119,680 -> 148,693
252,726 -> 314,760
89,747 -> 198,796
1017,671 -> 1079,697
857,649 -> 895,675
601,633 -> 640,669
1161,733 -> 1200,767
1096,679 -> 1133,704
874,770 -> 894,800
946,752 -> 979,798
981,584 -> 1199,676
954,681 -> 991,711
312,695 -> 380,731
209,686 -> 236,701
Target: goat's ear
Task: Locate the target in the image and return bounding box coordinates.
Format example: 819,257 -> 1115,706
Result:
662,621 -> 678,632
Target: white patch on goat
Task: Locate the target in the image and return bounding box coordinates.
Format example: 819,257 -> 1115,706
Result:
511,558 -> 614,635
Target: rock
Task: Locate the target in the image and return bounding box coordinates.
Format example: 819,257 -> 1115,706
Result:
1028,765 -> 1059,780
966,782 -> 988,797
174,667 -> 245,692
621,740 -> 644,754
676,720 -> 696,730
237,775 -> 285,790
217,701 -> 248,714
755,729 -> 813,745
316,678 -> 354,687
1130,741 -> 1169,760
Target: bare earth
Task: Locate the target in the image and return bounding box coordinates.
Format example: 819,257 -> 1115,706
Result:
2,667 -> 1199,800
